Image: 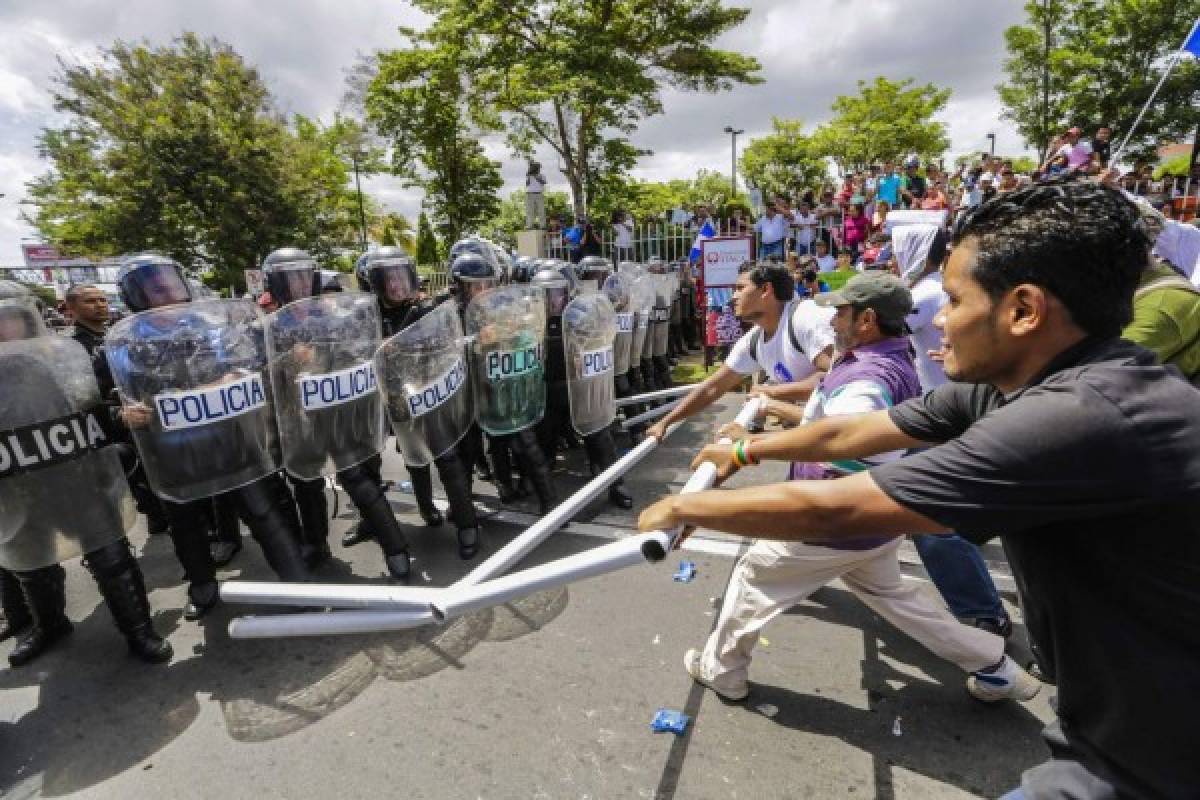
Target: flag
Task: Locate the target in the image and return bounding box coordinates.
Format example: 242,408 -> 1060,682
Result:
689,219 -> 716,263
1185,18 -> 1200,57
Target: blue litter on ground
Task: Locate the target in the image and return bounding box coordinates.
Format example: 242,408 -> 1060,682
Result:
651,709 -> 691,734
673,560 -> 697,582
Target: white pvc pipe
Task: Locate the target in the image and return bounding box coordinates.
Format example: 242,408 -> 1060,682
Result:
614,384 -> 693,408
621,400 -> 681,430
432,532 -> 672,620
645,396 -> 764,558
456,421 -> 678,587
228,609 -> 437,639
219,581 -> 442,610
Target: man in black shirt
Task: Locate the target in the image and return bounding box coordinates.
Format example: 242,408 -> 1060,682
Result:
640,178 -> 1199,799
65,283 -> 110,356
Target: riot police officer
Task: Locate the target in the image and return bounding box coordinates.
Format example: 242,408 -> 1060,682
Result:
454,252 -> 559,515
0,281 -> 172,665
105,254 -> 311,619
530,267 -> 632,509
260,248 -> 411,579
360,247 -> 483,560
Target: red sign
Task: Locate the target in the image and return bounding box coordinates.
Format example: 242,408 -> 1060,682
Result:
21,244 -> 62,265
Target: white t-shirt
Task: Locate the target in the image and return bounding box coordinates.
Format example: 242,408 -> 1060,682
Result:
791,212 -> 819,246
755,213 -> 789,245
525,174 -> 546,194
1056,140 -> 1093,170
613,221 -> 633,247
909,272 -> 947,390
726,299 -> 835,383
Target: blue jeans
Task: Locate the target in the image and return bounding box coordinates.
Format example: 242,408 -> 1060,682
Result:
999,789 -> 1027,800
912,533 -> 1006,620
759,240 -> 784,259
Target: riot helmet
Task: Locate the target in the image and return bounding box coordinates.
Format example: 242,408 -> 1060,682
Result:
0,280 -> 46,341
262,247 -> 320,306
450,252 -> 498,306
366,246 -> 420,307
448,237 -> 499,271
577,255 -> 611,291
118,253 -> 193,312
511,257 -> 535,284
530,267 -> 571,318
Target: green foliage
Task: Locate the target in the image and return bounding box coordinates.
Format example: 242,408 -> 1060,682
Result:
739,118 -> 829,200
24,34 -> 368,292
998,0 -> 1200,162
366,46 -> 502,245
372,211 -> 415,251
1155,153 -> 1194,179
416,211 -> 441,266
399,0 -> 762,217
809,77 -> 951,172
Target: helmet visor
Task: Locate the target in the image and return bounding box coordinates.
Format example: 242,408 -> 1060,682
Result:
271,265 -> 316,306
460,277 -> 498,304
0,299 -> 45,342
542,285 -> 570,316
122,261 -> 192,311
369,262 -> 418,305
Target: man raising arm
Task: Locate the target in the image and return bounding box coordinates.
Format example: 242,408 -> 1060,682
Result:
645,263 -> 834,440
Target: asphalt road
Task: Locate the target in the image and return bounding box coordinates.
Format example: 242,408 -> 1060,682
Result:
0,391 -> 1053,799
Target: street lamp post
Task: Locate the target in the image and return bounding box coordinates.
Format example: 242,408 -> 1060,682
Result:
987,133 -> 996,157
723,126 -> 744,202
350,150 -> 369,251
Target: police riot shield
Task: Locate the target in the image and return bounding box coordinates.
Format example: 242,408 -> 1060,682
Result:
629,275 -> 657,368
651,275 -> 671,358
603,273 -> 634,377
105,299 -> 278,503
465,286 -> 546,436
375,303 -> 471,467
0,336 -> 135,571
266,292 -> 384,481
563,292 -> 618,436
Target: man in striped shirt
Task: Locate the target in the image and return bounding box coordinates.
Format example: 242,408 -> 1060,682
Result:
680,273 -> 1038,704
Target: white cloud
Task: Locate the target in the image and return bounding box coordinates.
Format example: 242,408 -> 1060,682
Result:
0,0 -> 1034,262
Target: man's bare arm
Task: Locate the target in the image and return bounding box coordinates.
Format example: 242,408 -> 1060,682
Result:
638,471 -> 947,542
693,409 -> 926,481
646,365 -> 746,440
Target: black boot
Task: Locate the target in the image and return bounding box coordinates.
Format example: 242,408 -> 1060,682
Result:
184,581 -> 220,621
341,520 -> 373,548
340,465 -> 411,581
586,431 -> 634,510
0,568 -> 32,641
210,494 -> 244,567
9,566 -> 72,667
456,526 -> 481,560
161,499 -> 221,619
515,429 -> 559,514
236,476 -> 311,583
292,478 -> 332,566
488,437 -> 525,504
84,540 -> 173,664
408,465 -> 444,527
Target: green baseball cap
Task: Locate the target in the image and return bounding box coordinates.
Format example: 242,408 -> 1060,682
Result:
815,271 -> 913,326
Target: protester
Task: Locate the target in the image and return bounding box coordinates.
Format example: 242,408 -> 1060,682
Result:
813,239 -> 836,273
841,202 -> 868,258
754,204 -> 789,260
645,263 -> 834,442
790,201 -> 819,255
640,178 -> 1200,799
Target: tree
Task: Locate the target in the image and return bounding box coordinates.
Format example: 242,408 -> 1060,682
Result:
739,118 -> 829,200
810,77 -> 951,173
372,211 -> 415,250
999,0 -> 1200,163
416,211 -> 441,266
397,0 -> 761,218
366,46 -> 503,246
24,34 -> 366,291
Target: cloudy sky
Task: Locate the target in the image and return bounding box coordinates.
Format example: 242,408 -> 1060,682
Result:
0,0 -> 1031,263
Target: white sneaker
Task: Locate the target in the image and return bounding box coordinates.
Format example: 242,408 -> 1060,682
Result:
967,655 -> 1042,703
683,648 -> 749,701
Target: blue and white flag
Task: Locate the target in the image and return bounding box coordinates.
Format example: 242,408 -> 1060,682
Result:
1184,17 -> 1200,57
689,219 -> 716,263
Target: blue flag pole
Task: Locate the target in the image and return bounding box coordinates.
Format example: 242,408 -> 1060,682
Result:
1110,16 -> 1200,166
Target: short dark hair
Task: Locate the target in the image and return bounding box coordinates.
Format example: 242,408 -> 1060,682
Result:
739,262 -> 794,302
952,177 -> 1149,338
65,283 -> 100,303
851,304 -> 906,337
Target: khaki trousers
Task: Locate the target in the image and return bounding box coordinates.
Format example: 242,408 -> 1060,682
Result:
699,537 -> 1004,693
